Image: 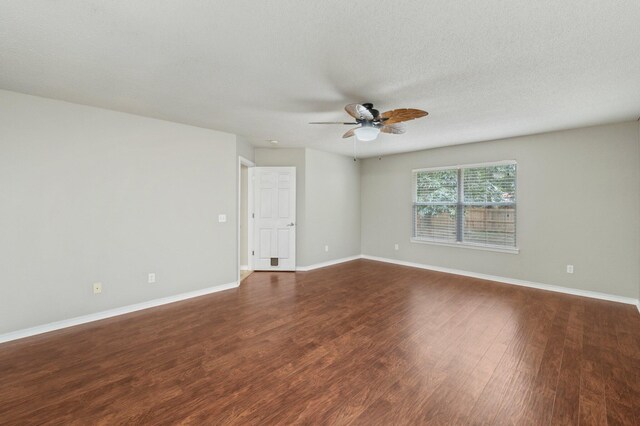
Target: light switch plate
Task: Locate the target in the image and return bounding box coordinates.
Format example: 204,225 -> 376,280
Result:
218,214 -> 227,223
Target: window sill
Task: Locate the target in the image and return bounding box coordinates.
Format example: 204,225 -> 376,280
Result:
409,238 -> 520,254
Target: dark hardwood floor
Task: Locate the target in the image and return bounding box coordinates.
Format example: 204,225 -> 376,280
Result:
1,259 -> 639,425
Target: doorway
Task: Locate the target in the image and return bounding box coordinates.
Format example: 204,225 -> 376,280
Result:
238,157 -> 255,282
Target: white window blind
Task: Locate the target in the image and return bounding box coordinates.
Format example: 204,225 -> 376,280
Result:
413,162 -> 517,250
414,169 -> 458,243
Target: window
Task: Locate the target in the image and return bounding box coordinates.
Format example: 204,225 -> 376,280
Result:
412,161 -> 517,252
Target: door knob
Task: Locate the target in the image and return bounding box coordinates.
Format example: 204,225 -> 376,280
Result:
286,222 -> 295,226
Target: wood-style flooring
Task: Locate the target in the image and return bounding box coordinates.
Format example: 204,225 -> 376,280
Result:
1,259 -> 639,425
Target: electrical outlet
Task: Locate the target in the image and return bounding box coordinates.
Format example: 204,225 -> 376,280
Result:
93,282 -> 102,294
148,273 -> 156,284
566,265 -> 574,274
324,245 -> 329,252
394,244 -> 399,251
218,214 -> 227,223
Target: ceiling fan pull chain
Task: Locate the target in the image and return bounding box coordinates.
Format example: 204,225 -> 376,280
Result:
353,137 -> 357,161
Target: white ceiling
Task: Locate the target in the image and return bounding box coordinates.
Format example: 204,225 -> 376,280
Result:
1,1 -> 639,157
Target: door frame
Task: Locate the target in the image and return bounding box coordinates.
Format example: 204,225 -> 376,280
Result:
238,156 -> 255,283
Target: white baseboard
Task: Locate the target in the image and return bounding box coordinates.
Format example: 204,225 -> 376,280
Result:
240,265 -> 250,271
3,256 -> 637,345
296,255 -> 363,271
0,281 -> 239,344
361,255 -> 639,307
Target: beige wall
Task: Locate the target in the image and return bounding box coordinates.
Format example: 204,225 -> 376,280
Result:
304,149 -> 360,264
236,136 -> 254,163
255,148 -> 361,267
361,121 -> 640,299
0,90 -> 239,334
2,89 -> 636,337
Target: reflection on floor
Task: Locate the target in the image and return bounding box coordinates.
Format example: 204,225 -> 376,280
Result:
2,259 -> 639,424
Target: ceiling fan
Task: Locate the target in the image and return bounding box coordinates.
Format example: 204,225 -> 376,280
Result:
310,103 -> 428,141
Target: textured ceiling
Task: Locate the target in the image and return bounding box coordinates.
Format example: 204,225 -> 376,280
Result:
1,1 -> 639,157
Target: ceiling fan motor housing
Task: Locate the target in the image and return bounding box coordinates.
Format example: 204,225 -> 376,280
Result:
361,103 -> 379,120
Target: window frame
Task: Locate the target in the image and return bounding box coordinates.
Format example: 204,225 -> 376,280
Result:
411,160 -> 519,254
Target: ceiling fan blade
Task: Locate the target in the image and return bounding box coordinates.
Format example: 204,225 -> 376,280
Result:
380,108 -> 428,125
309,121 -> 359,125
345,104 -> 374,121
342,127 -> 359,138
380,123 -> 406,134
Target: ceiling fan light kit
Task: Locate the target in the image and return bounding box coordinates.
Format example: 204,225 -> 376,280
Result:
353,126 -> 380,142
310,102 -> 428,143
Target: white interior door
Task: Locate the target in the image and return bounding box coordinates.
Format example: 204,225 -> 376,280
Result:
253,167 -> 296,271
